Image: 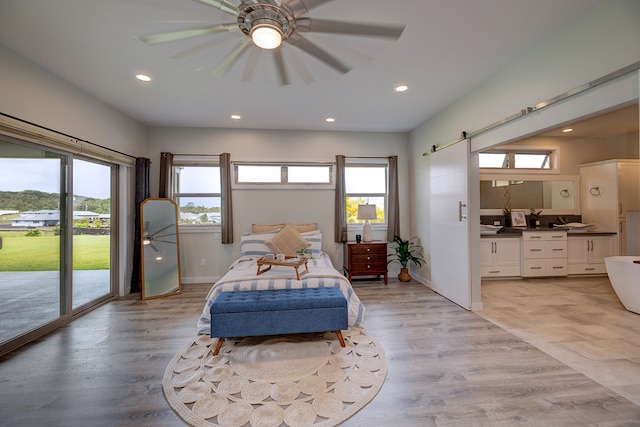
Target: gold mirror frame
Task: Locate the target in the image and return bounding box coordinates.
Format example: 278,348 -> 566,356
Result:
140,198 -> 182,300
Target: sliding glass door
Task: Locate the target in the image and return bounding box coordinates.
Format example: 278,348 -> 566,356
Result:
72,159 -> 113,310
0,138 -> 116,353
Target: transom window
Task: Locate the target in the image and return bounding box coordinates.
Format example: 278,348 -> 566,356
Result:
234,163 -> 332,186
479,150 -> 553,170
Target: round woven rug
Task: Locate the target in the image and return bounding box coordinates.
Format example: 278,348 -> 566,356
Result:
163,328 -> 387,427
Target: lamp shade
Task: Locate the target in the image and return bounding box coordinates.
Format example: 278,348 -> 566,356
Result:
357,204 -> 377,221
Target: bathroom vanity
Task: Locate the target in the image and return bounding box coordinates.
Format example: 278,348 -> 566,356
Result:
480,229 -> 616,278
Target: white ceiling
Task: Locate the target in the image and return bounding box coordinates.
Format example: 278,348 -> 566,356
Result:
0,0 -> 603,132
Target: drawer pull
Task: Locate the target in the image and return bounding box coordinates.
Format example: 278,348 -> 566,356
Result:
585,268 -> 596,271
489,270 -> 500,273
552,235 -> 564,238
530,236 -> 542,239
530,249 -> 542,252
552,248 -> 564,251
366,248 -> 371,252
552,266 -> 564,269
366,256 -> 371,260
531,267 -> 543,270
367,265 -> 371,269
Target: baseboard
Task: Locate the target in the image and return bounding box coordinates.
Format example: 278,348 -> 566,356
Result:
181,276 -> 220,285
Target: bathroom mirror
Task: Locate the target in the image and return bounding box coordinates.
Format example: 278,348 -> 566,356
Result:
480,174 -> 580,215
140,198 -> 182,300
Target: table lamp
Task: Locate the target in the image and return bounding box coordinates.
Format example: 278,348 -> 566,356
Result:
357,204 -> 377,242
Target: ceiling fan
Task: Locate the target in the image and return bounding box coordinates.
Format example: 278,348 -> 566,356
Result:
139,0 -> 405,85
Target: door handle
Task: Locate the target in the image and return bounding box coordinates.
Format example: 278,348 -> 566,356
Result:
459,201 -> 467,222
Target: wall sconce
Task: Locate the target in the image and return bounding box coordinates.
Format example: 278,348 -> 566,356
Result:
357,204 -> 377,242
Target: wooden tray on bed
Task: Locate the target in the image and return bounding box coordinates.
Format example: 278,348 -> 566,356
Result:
256,256 -> 309,280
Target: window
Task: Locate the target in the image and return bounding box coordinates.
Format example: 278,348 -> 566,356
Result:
345,164 -> 387,224
479,149 -> 553,170
172,161 -> 221,226
234,163 -> 332,186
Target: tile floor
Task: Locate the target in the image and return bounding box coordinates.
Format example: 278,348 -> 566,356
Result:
478,275 -> 640,406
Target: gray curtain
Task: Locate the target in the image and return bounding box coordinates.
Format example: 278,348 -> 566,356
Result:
386,155 -> 400,242
131,157 -> 150,293
159,152 -> 173,198
220,152 -> 234,244
334,155 -> 348,242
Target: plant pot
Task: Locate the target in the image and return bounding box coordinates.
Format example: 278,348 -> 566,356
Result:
398,268 -> 411,282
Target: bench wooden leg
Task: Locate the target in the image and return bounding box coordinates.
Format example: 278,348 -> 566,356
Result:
335,330 -> 346,347
213,338 -> 224,356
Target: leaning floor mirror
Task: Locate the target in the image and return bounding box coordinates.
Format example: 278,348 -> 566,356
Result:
140,198 -> 182,300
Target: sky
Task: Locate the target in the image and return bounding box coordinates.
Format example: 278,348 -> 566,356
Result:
0,158 -> 111,199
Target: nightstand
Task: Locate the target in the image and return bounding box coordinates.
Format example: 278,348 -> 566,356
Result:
346,241 -> 388,285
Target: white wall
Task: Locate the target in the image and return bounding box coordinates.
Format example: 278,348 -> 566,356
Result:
410,0 -> 640,306
0,44 -> 147,295
146,127 -> 410,282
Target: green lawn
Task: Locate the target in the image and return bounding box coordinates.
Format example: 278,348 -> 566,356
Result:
0,231 -> 109,271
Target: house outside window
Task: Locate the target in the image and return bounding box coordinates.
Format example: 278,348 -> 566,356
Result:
172,163 -> 221,226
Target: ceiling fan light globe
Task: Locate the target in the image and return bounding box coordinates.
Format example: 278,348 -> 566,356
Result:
251,25 -> 282,49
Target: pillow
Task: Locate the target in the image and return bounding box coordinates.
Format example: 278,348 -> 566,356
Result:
252,223 -> 285,233
289,223 -> 318,233
303,232 -> 322,255
240,233 -> 276,257
265,224 -> 311,256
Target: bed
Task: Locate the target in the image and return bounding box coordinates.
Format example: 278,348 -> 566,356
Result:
197,226 -> 366,335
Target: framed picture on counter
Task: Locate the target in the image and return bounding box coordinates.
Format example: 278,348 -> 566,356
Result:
510,210 -> 527,227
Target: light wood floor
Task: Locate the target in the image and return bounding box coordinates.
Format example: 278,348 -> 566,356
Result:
1,277 -> 640,426
479,275 -> 640,407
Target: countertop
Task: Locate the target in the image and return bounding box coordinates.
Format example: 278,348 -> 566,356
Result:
480,227 -> 616,237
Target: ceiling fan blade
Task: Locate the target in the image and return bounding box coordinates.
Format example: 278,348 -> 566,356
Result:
296,18 -> 405,39
213,39 -> 253,77
242,47 -> 261,81
286,0 -> 335,18
193,0 -> 239,16
139,23 -> 237,44
287,33 -> 350,74
287,49 -> 314,85
170,35 -> 235,60
273,48 -> 290,86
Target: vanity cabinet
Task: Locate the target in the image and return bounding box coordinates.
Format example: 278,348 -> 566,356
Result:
521,231 -> 567,277
480,237 -> 521,277
567,234 -> 616,275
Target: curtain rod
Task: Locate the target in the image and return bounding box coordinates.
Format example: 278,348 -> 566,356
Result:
0,111 -> 136,159
422,60 -> 640,156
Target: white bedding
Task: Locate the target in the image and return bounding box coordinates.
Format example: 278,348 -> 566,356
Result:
197,253 -> 366,335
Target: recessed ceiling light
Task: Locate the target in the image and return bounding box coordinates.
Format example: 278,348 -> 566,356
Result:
325,117 -> 335,123
394,85 -> 408,92
231,115 -> 241,120
135,74 -> 151,82
562,128 -> 574,133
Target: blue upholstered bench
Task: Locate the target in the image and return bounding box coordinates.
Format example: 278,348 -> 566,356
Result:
210,287 -> 348,355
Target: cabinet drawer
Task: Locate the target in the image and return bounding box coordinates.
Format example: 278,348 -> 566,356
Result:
523,242 -> 546,259
481,265 -> 521,277
522,259 -> 547,275
351,253 -> 385,263
568,264 -> 607,275
351,261 -> 387,272
545,259 -> 567,275
349,244 -> 387,255
523,232 -> 567,241
546,241 -> 567,258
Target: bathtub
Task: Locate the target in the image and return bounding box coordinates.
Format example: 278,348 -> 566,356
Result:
605,256 -> 640,315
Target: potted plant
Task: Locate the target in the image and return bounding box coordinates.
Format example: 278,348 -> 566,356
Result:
529,209 -> 542,228
502,208 -> 512,227
388,235 -> 425,282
